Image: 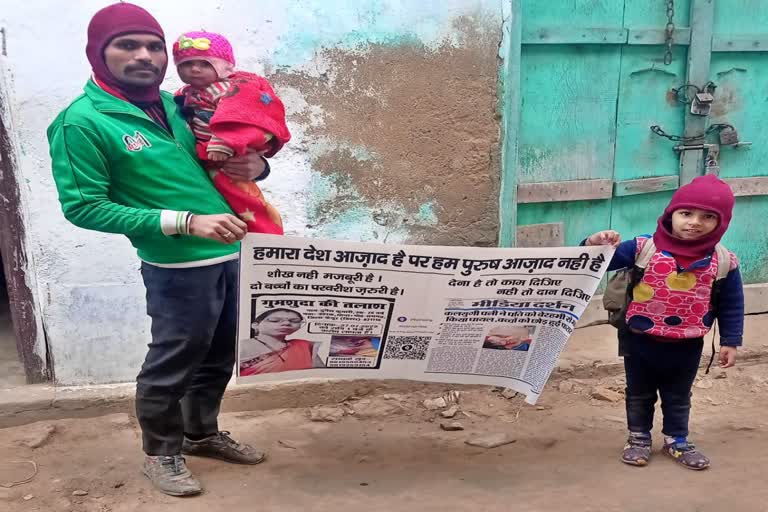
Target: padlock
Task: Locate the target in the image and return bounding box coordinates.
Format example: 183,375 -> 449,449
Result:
691,92 -> 715,116
719,128 -> 739,145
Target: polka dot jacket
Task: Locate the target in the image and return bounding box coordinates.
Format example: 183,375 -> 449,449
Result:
592,235 -> 744,346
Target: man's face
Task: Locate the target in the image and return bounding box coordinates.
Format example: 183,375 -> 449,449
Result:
104,34 -> 167,86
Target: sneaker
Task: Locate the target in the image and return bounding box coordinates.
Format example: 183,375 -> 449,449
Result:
663,437 -> 710,470
142,455 -> 202,497
182,431 -> 267,465
620,432 -> 652,466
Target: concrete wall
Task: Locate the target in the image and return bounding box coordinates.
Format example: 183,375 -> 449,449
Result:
0,1 -> 504,384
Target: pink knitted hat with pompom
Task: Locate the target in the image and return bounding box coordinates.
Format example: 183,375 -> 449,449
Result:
172,30 -> 235,79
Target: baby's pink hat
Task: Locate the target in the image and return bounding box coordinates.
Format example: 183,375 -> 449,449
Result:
172,30 -> 235,79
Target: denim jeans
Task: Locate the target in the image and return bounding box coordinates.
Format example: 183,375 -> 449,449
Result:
136,260 -> 238,455
621,330 -> 704,438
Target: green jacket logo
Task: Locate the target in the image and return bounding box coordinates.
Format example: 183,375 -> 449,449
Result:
123,131 -> 152,152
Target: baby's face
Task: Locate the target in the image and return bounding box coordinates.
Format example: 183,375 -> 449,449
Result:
177,59 -> 218,88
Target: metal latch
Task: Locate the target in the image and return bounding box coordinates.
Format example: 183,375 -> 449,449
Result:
673,143 -> 721,175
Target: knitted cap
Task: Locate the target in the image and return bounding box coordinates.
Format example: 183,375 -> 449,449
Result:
173,31 -> 235,79
653,174 -> 736,258
86,2 -> 166,102
665,174 -> 735,226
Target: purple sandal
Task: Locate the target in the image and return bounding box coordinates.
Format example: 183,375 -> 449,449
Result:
621,433 -> 652,466
663,439 -> 710,470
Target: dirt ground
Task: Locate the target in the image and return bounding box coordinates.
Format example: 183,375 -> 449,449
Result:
1,317 -> 768,512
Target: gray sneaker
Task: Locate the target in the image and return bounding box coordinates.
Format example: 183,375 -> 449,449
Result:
182,431 -> 267,465
142,455 -> 202,497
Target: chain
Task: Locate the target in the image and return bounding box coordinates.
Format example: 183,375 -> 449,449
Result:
650,123 -> 734,143
664,0 -> 675,65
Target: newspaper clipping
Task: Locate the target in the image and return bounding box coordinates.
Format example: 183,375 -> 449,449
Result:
237,234 -> 614,404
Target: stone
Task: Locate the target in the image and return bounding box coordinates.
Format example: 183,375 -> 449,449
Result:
590,387 -> 623,402
465,433 -> 516,449
441,405 -> 460,418
23,495 -> 35,501
308,407 -> 345,422
72,490 -> 89,497
558,381 -> 575,393
423,397 -> 447,410
21,424 -> 57,449
440,422 -> 465,431
500,388 -> 519,400
352,400 -> 404,419
694,379 -> 713,390
714,369 -> 728,380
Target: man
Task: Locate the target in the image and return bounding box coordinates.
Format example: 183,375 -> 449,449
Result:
48,3 -> 267,497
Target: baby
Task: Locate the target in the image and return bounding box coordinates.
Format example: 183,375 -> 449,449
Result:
172,31 -> 289,234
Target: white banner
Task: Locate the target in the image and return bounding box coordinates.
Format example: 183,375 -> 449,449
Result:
237,234 -> 613,404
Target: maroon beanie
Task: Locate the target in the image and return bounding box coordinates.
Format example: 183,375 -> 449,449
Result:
86,3 -> 166,103
653,174 -> 735,258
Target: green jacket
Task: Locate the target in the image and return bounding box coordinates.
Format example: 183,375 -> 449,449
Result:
47,80 -> 238,265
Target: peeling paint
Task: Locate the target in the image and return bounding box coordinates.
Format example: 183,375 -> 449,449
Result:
272,14 -> 501,246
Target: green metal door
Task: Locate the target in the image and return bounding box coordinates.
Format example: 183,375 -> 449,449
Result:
501,0 -> 768,284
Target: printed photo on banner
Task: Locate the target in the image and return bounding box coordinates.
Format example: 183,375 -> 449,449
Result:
482,325 -> 536,352
238,293 -> 394,376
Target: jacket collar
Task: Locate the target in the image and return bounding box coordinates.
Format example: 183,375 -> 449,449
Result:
84,78 -> 177,118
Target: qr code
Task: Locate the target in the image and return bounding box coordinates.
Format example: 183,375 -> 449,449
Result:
383,336 -> 431,361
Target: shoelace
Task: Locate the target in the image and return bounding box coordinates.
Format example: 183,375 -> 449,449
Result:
217,431 -> 243,450
160,455 -> 186,474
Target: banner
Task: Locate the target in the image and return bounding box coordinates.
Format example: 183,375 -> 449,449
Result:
237,234 -> 613,404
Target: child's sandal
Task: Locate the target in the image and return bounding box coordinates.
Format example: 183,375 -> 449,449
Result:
663,440 -> 710,470
620,435 -> 652,466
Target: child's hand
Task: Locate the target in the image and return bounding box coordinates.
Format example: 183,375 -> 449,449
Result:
208,151 -> 230,162
586,230 -> 621,247
219,149 -> 268,182
718,346 -> 738,368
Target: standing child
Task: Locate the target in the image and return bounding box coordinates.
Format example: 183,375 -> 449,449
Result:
172,31 -> 290,234
585,174 -> 744,470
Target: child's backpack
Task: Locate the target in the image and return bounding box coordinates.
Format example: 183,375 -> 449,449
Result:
602,239 -> 731,329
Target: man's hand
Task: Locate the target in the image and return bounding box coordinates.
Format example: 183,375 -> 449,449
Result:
718,346 -> 738,368
219,150 -> 267,182
189,214 -> 247,244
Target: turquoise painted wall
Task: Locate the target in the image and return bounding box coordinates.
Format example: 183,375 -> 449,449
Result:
504,0 -> 768,284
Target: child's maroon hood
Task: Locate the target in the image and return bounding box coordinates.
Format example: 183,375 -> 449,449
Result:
653,174 -> 735,258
